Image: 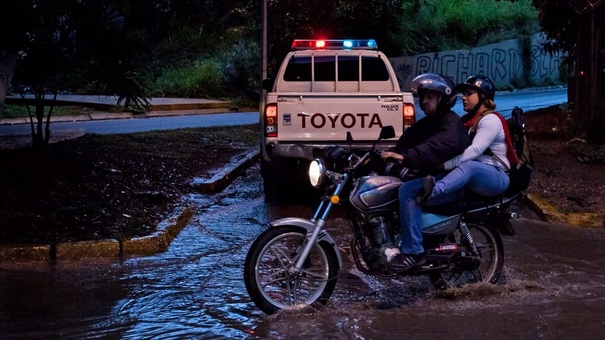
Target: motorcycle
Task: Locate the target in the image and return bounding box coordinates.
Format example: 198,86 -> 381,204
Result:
244,126 -> 520,315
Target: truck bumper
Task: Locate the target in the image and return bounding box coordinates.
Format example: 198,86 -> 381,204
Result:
264,141 -> 395,162
269,143 -> 315,160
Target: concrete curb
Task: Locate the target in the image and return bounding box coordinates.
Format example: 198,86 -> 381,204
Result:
0,107 -> 255,126
0,207 -> 193,262
0,149 -> 260,262
524,193 -> 603,228
191,148 -> 260,193
4,94 -> 231,115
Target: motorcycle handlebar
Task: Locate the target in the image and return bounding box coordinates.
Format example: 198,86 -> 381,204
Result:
353,152 -> 371,169
350,149 -> 410,179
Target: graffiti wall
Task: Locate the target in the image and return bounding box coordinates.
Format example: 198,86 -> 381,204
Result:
390,33 -> 564,91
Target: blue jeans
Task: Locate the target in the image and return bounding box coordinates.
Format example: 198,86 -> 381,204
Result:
432,161 -> 509,198
397,161 -> 509,255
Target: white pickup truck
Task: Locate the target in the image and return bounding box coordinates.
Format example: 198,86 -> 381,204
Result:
260,39 -> 416,201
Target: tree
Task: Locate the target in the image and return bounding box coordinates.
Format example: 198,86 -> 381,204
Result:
0,53 -> 18,120
0,1 -> 31,119
5,0 -> 159,150
2,0 -> 260,145
10,1 -> 81,150
531,0 -> 605,144
264,0 -> 420,75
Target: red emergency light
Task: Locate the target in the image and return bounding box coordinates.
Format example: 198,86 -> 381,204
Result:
291,39 -> 378,50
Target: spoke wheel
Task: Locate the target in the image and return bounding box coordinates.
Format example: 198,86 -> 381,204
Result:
430,223 -> 504,290
244,226 -> 339,314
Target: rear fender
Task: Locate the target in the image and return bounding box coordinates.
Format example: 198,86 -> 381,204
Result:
490,215 -> 516,236
270,217 -> 343,268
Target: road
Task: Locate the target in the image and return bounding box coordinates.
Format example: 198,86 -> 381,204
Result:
491,87 -> 569,113
0,112 -> 259,136
0,87 -> 567,136
418,86 -> 568,119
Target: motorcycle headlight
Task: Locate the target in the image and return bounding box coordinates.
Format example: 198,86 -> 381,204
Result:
309,158 -> 326,188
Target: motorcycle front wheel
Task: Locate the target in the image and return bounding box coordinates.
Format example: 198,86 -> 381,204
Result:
429,223 -> 504,290
243,225 -> 340,315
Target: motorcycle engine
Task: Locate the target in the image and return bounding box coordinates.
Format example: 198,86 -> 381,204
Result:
360,215 -> 398,271
368,215 -> 394,245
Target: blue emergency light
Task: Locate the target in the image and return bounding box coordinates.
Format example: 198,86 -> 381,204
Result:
291,39 -> 378,50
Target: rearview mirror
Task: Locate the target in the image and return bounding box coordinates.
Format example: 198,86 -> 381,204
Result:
261,78 -> 274,91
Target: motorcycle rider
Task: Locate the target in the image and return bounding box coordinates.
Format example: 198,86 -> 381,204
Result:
419,75 -> 513,202
380,73 -> 469,267
391,74 -> 513,273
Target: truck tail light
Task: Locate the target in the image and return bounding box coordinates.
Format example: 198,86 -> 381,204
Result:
403,103 -> 415,130
265,104 -> 278,137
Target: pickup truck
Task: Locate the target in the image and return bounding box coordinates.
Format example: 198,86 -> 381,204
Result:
260,39 -> 416,202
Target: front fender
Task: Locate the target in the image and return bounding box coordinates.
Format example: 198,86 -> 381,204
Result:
270,217 -> 343,269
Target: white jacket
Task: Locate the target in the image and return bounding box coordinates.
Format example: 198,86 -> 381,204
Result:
444,113 -> 509,170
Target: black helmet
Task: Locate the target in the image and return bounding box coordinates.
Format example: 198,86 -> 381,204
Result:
410,73 -> 457,109
456,75 -> 495,100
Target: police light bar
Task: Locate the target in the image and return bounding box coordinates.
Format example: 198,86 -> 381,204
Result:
291,39 -> 378,50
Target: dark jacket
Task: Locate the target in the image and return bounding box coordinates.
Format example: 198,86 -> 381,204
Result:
393,110 -> 470,174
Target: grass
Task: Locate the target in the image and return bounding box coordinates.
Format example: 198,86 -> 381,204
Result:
399,0 -> 539,53
2,104 -> 93,119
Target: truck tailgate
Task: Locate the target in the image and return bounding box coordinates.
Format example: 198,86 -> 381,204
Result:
276,94 -> 406,142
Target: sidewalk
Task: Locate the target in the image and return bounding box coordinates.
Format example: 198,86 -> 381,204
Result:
5,93 -> 232,111
2,94 -> 239,125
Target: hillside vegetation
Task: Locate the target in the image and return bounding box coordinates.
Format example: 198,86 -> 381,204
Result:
5,0 -> 540,113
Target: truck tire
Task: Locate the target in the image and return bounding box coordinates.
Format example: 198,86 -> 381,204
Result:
261,158 -> 316,204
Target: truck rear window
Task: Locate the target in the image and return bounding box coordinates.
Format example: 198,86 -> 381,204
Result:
283,55 -> 389,82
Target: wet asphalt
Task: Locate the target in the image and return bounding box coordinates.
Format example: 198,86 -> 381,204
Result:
1,164 -> 605,338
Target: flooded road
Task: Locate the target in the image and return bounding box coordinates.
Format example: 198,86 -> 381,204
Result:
1,163 -> 605,339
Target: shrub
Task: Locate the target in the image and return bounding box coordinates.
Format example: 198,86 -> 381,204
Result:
405,0 -> 538,53
222,41 -> 260,96
154,59 -> 224,98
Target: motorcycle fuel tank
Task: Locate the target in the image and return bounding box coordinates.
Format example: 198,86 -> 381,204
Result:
350,176 -> 403,213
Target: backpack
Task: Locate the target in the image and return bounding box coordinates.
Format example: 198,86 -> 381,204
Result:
487,107 -> 534,194
506,106 -> 534,193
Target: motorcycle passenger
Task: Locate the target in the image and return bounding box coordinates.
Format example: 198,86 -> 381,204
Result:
380,73 -> 469,269
391,74 -> 513,273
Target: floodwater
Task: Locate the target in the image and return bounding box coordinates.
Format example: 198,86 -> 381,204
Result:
1,164 -> 605,339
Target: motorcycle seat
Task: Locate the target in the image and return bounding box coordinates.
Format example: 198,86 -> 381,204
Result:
422,191 -> 521,216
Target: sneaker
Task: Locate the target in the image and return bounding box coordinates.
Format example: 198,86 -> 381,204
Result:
381,246 -> 401,262
415,176 -> 435,205
389,253 -> 426,273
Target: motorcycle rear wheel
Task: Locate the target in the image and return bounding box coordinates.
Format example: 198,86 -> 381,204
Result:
429,223 -> 504,290
243,225 -> 339,314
